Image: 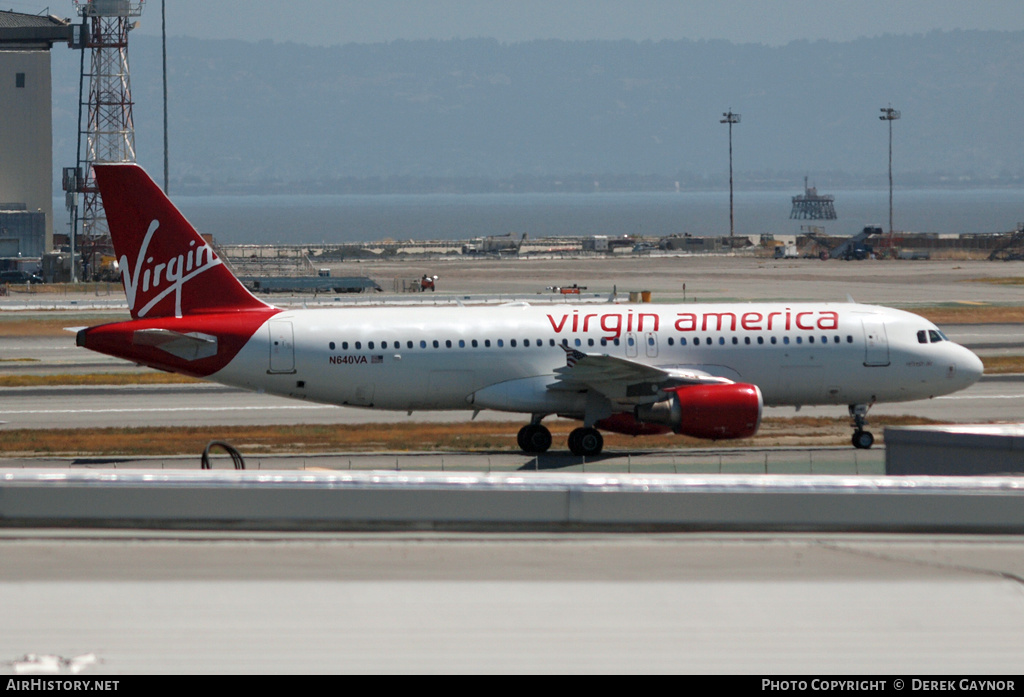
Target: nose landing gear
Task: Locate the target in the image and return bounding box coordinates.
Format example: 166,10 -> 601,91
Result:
849,404 -> 874,449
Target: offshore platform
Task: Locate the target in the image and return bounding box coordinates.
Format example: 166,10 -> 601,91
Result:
789,177 -> 836,220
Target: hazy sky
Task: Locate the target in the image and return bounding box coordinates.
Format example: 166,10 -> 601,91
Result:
8,0 -> 1024,45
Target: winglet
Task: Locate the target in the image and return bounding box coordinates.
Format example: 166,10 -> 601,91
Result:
559,343 -> 587,368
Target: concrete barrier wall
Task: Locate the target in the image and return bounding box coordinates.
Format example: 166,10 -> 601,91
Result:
886,425 -> 1024,476
3,469 -> 1024,533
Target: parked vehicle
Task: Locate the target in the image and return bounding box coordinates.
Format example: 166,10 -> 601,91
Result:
0,270 -> 43,284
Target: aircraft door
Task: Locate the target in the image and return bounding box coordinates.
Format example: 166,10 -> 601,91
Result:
862,317 -> 890,367
645,332 -> 659,358
268,320 -> 295,373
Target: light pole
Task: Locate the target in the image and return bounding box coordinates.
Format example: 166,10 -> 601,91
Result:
721,110 -> 740,238
879,105 -> 900,248
162,0 -> 169,194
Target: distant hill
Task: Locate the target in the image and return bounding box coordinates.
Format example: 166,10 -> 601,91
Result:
50,31 -> 1024,192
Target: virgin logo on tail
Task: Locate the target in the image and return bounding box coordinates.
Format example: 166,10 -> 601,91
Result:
122,219 -> 223,318
94,163 -> 272,319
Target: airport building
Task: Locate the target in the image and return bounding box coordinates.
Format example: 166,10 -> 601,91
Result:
0,11 -> 75,260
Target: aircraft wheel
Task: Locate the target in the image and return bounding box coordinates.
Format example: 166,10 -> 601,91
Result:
568,427 -> 603,457
852,430 -> 874,450
518,424 -> 552,454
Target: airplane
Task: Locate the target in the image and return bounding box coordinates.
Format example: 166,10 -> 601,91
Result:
77,164 -> 984,455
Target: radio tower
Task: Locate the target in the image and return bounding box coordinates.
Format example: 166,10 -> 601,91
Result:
63,0 -> 144,281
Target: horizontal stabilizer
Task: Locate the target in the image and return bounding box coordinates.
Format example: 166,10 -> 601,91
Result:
132,328 -> 218,361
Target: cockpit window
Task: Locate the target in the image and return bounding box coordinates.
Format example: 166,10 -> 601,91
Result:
918,329 -> 947,344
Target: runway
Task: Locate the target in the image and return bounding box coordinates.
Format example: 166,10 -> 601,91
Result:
1,531 -> 1023,674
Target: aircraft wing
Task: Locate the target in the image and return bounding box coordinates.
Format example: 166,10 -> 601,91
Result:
550,347 -> 733,405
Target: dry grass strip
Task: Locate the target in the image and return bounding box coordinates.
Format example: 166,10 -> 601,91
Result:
0,373 -> 201,387
0,416 -> 939,457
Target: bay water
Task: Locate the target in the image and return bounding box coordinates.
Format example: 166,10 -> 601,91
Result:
101,188 -> 1024,245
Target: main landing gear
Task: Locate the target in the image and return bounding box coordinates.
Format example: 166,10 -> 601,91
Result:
849,404 -> 874,449
516,421 -> 604,457
517,422 -> 552,454
567,427 -> 603,457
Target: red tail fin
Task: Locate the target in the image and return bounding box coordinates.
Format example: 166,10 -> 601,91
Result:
94,164 -> 271,319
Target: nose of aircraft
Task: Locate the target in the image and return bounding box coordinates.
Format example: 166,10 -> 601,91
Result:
956,345 -> 985,388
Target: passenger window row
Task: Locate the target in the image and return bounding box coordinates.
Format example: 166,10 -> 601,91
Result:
328,338 -> 558,350
669,335 -> 854,346
327,334 -> 857,351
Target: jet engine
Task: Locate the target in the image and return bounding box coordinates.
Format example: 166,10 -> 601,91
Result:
634,383 -> 762,440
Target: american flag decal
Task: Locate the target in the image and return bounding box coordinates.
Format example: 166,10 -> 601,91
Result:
372,355 -> 383,364
560,344 -> 587,368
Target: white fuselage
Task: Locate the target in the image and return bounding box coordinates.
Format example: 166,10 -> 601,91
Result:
212,301 -> 983,417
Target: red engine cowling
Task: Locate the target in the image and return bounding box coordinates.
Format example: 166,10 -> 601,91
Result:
634,383 -> 763,440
